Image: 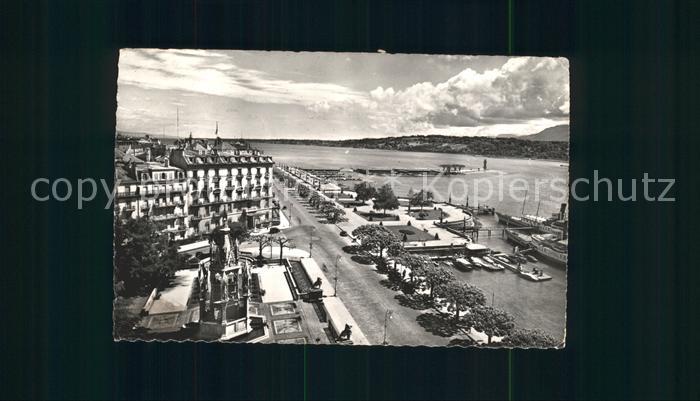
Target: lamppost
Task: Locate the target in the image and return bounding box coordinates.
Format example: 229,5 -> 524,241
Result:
333,255 -> 341,296
382,309 -> 393,345
309,227 -> 316,257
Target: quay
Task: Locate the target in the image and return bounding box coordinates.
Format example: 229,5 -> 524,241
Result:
272,163 -> 566,343
299,165 -> 482,178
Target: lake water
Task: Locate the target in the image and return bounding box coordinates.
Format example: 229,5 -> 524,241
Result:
256,142 -> 568,340
450,227 -> 567,340
255,143 -> 569,218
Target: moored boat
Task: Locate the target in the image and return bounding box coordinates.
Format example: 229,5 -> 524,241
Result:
495,211 -> 531,228
496,205 -> 568,239
453,257 -> 474,271
481,256 -> 505,271
519,269 -> 552,282
531,234 -> 568,267
491,254 -> 519,272
504,228 -> 533,247
469,257 -> 486,269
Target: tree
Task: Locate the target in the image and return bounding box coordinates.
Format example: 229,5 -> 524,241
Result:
353,182 -> 377,203
467,306 -> 516,345
386,242 -> 405,270
320,200 -> 347,223
227,221 -> 249,263
422,264 -> 455,299
398,253 -> 431,282
436,281 -> 486,321
373,184 -> 400,216
501,328 -> 559,348
114,217 -> 180,295
409,190 -> 434,211
252,234 -> 272,259
351,225 -> 401,267
309,192 -> 322,208
297,182 -> 310,198
271,234 -> 295,264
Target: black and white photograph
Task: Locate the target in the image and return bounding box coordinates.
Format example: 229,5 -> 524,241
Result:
8,0 -> 700,398
113,49 -> 569,347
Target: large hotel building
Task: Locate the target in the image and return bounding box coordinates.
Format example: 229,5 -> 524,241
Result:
115,136 -> 278,241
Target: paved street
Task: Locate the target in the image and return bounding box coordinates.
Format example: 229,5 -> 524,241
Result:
275,183 -> 457,346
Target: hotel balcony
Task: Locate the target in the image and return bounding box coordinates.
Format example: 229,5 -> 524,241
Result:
152,203 -> 179,210
116,190 -> 140,199
145,178 -> 189,185
151,213 -> 185,222
161,226 -> 187,235
119,187 -> 188,199
169,186 -> 187,193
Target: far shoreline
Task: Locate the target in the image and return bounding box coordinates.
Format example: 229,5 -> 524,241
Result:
251,141 -> 570,164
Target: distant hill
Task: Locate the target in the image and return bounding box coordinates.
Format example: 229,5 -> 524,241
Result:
252,133 -> 569,160
116,130 -> 155,138
519,125 -> 569,142
117,129 -> 569,160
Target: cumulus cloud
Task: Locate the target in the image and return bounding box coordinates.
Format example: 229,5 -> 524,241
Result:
436,55 -> 477,62
118,51 -> 569,139
323,56 -> 570,134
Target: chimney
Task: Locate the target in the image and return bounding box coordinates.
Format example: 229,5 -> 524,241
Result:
146,148 -> 151,163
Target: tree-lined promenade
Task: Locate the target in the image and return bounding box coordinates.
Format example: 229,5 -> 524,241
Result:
350,222 -> 556,346
275,167 -> 559,347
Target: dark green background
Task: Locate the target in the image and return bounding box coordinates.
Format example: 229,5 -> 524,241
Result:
1,0 -> 698,399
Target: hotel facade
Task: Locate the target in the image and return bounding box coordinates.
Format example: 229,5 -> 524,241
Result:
115,138 -> 278,241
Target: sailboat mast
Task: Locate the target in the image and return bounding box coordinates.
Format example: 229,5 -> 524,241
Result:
521,190 -> 528,216
535,199 -> 541,218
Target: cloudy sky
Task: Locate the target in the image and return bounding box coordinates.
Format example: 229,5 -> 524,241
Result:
116,49 -> 569,140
